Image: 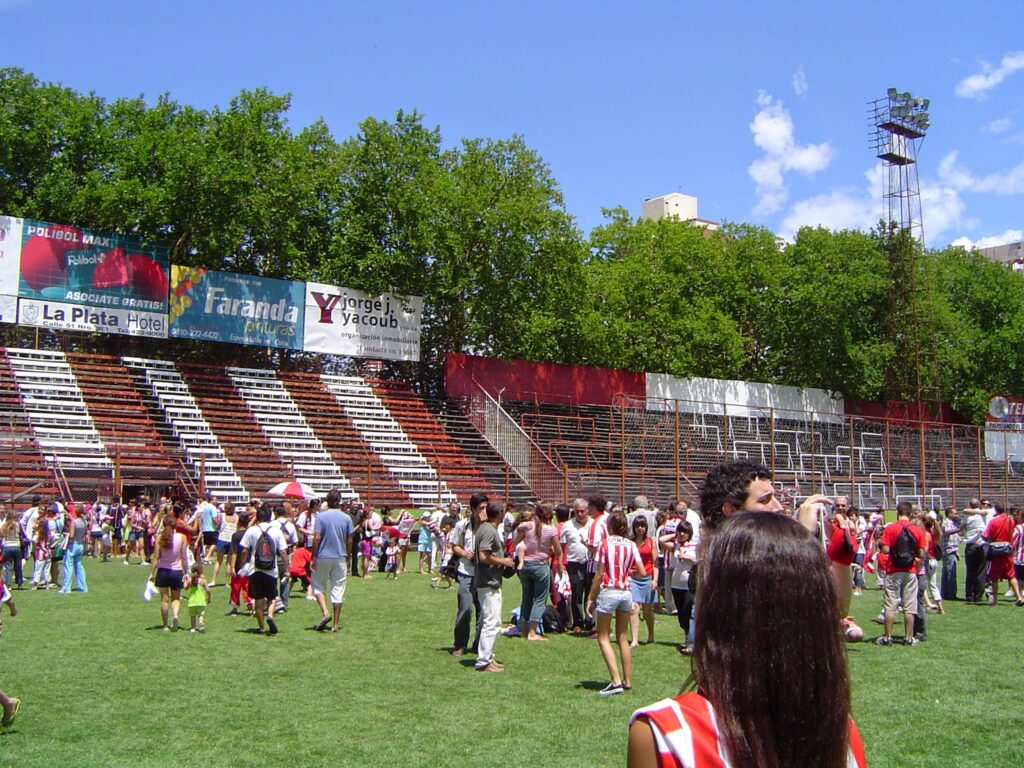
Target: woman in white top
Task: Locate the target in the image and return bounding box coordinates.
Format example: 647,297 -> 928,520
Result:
211,501 -> 238,587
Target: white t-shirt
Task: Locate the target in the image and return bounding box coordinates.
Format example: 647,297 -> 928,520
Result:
670,543 -> 697,590
450,517 -> 476,577
240,523 -> 289,577
559,518 -> 589,564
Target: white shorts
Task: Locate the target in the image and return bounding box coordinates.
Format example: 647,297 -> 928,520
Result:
312,557 -> 348,605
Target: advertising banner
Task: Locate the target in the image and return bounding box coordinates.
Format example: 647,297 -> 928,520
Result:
169,266 -> 305,350
9,216 -> 169,315
303,281 -> 422,361
17,297 -> 167,338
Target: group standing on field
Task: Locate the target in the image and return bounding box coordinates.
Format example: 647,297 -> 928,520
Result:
6,460 -> 1024,767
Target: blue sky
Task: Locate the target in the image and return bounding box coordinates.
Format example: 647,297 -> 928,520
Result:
3,1 -> 1023,248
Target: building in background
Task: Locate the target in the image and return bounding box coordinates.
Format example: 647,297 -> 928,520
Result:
640,192 -> 720,231
979,240 -> 1024,270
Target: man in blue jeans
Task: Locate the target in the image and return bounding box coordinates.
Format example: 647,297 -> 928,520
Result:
449,492 -> 487,657
59,510 -> 88,593
940,507 -> 961,600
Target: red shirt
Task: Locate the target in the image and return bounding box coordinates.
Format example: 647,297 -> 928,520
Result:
880,519 -> 926,573
985,514 -> 1015,544
826,524 -> 856,566
289,546 -> 312,577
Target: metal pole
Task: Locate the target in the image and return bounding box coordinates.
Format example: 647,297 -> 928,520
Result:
1004,431 -> 1010,510
950,425 -> 956,508
620,406 -> 626,506
674,400 -> 681,502
849,416 -> 855,498
919,420 -> 927,509
199,452 -> 206,496
810,418 -> 817,494
769,407 -> 776,472
977,427 -> 983,500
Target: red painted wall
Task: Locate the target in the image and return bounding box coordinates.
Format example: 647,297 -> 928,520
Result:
445,352 -> 646,406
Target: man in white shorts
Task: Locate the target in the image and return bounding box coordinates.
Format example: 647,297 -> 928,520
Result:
311,489 -> 354,633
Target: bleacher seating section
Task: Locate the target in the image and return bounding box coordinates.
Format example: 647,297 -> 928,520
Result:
279,373 -> 410,506
0,348 -> 54,501
66,352 -> 175,479
123,357 -> 247,503
0,347 -> 500,507
320,375 -> 456,507
227,367 -> 357,501
0,345 -> 1021,510
371,381 -> 493,503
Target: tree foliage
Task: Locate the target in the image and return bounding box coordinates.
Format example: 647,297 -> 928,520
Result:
4,67 -> 1024,421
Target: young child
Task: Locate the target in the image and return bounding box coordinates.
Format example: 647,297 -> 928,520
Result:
289,544 -> 313,596
431,517 -> 456,589
32,519 -> 56,590
384,538 -> 400,579
184,563 -> 210,633
359,535 -> 374,579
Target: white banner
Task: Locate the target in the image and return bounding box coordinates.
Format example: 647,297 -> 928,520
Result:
0,215 -> 23,297
17,298 -> 167,339
302,282 -> 421,361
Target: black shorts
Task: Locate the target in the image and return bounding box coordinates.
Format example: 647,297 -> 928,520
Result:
249,571 -> 278,601
154,568 -> 184,590
202,531 -> 218,546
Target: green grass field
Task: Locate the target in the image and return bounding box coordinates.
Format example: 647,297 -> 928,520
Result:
0,557 -> 1020,768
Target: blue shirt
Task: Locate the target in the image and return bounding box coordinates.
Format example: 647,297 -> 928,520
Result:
199,502 -> 218,533
314,508 -> 354,559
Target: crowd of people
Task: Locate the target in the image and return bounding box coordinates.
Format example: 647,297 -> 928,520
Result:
4,460 -> 1023,764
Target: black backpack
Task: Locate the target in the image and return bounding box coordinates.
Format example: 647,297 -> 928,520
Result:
891,524 -> 917,568
253,526 -> 277,570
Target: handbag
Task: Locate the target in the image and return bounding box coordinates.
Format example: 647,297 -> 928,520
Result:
987,541 -> 1012,559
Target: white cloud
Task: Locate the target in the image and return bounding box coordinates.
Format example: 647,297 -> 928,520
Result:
748,91 -> 834,216
955,51 -> 1024,99
778,163 -> 967,244
937,150 -> 1024,194
792,66 -> 808,97
951,229 -> 1024,250
778,166 -> 882,240
986,117 -> 1013,134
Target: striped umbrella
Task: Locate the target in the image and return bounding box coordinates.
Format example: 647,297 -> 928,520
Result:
265,481 -> 319,500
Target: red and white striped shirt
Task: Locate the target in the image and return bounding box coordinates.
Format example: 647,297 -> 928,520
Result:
598,535 -> 641,591
1012,523 -> 1024,566
631,693 -> 867,768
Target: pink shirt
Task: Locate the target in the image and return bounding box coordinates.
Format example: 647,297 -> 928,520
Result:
518,522 -> 558,563
157,532 -> 186,571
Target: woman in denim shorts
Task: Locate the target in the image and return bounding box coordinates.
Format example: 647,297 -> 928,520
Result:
586,511 -> 645,697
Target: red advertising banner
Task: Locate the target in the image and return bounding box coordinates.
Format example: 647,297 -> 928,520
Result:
446,352 -> 646,406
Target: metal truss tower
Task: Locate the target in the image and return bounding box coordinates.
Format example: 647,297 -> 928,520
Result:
869,88 -> 938,412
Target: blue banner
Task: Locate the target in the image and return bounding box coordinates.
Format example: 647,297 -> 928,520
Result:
169,267 -> 305,350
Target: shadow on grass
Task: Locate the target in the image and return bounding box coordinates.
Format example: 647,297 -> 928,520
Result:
576,680 -> 610,691
144,624 -> 169,631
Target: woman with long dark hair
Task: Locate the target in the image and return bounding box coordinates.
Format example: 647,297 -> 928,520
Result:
628,516 -> 658,647
628,512 -> 866,768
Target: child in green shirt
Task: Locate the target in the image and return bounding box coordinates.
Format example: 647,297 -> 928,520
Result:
184,563 -> 210,633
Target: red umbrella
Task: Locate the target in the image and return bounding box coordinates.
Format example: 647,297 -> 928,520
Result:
265,481 -> 319,500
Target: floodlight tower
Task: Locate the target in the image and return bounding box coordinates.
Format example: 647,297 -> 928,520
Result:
869,88 -> 937,410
